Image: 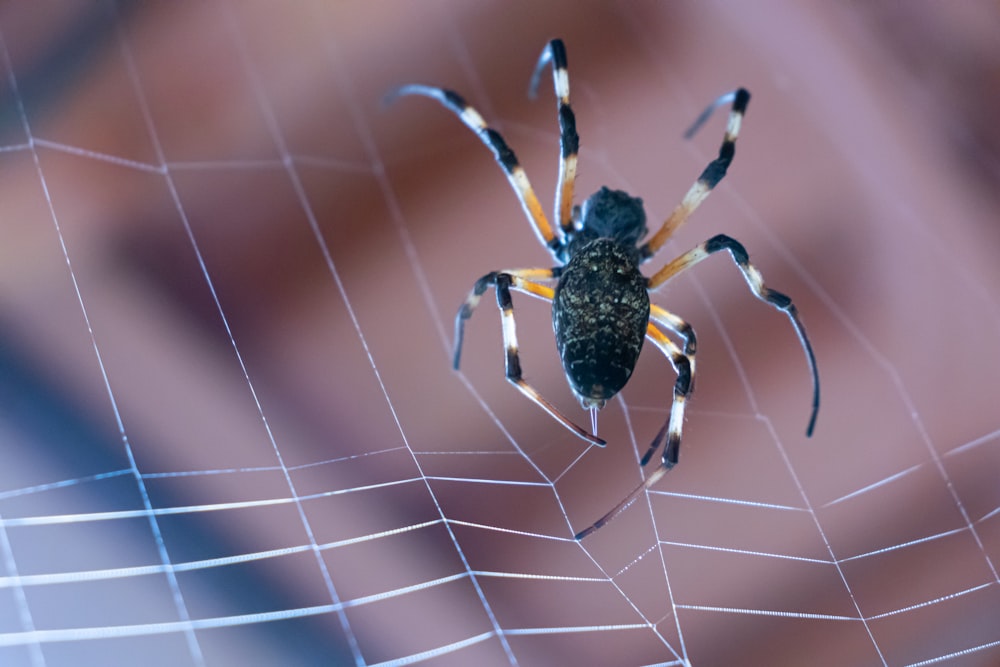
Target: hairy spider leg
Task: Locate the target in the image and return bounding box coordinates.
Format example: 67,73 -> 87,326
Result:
386,84 -> 561,257
640,88 -> 750,262
649,303 -> 697,366
639,304 -> 698,466
453,267 -> 555,368
575,323 -> 692,540
529,39 -> 579,236
453,268 -> 606,447
647,234 -> 820,436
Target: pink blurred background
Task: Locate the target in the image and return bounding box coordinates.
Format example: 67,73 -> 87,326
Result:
0,2 -> 998,665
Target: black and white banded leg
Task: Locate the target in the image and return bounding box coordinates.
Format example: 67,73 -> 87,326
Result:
574,323 -> 692,540
647,234 -> 820,435
385,84 -> 562,257
640,88 -> 750,262
639,304 -> 698,466
529,38 -> 580,235
454,268 -> 606,447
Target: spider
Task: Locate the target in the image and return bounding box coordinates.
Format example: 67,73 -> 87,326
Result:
387,39 -> 820,540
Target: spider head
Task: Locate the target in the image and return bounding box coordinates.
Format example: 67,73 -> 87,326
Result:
577,187 -> 647,249
568,187 -> 647,260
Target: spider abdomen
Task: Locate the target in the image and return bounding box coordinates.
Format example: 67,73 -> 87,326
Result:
553,238 -> 650,408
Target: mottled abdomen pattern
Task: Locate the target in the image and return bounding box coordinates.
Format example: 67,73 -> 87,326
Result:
553,238 -> 650,407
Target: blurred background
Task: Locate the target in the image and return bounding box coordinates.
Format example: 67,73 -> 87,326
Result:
0,1 -> 998,665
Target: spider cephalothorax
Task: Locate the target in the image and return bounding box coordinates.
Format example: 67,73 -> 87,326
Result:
560,186 -> 648,263
388,39 -> 819,539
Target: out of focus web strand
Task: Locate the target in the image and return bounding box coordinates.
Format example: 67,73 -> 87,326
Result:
0,3 -> 995,666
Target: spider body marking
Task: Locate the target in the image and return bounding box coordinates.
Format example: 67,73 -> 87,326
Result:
387,39 -> 820,539
553,188 -> 650,409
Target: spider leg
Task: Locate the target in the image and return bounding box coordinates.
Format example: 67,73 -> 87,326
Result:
639,305 -> 697,466
639,88 -> 750,262
528,39 -> 579,236
453,268 -> 606,447
386,84 -> 561,257
647,234 -> 820,436
453,267 -> 555,368
575,323 -> 691,540
649,303 -> 697,368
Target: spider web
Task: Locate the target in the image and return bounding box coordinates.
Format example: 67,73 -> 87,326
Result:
1,1 -> 998,666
